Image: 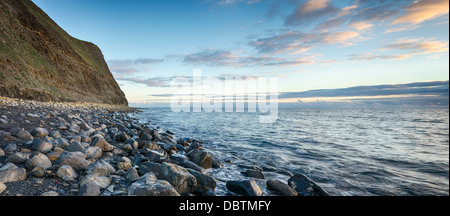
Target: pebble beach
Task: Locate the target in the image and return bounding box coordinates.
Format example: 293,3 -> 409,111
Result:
0,96 -> 327,196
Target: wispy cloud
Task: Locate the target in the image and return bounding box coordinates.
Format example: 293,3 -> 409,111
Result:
285,0 -> 339,26
108,58 -> 164,75
392,0 -> 449,25
249,30 -> 361,55
350,38 -> 449,61
182,48 -> 329,67
279,81 -> 449,99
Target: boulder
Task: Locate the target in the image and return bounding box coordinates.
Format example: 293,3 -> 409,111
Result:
86,160 -> 116,176
92,138 -> 114,152
187,149 -> 212,169
6,152 -> 29,164
0,164 -> 27,183
31,139 -> 53,153
226,179 -> 262,196
287,174 -> 329,196
59,152 -> 90,171
85,146 -> 102,160
67,141 -> 85,152
31,127 -> 49,138
138,161 -> 161,176
125,167 -> 140,182
56,165 -> 78,179
17,130 -> 33,140
128,173 -> 180,196
266,179 -> 298,196
243,169 -> 265,179
146,150 -> 165,162
77,182 -> 101,196
188,168 -> 216,194
79,174 -> 111,189
26,153 -> 52,170
158,162 -> 197,195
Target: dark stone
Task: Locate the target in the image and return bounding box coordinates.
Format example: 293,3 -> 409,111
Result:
226,179 -> 262,196
266,179 -> 298,196
243,169 -> 265,179
187,149 -> 212,169
188,168 -> 216,194
288,174 -> 329,196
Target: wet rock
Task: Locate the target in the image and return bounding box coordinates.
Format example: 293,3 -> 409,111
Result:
243,169 -> 265,179
26,153 -> 52,170
0,148 -> 4,157
187,149 -> 212,169
170,154 -> 189,165
31,127 -> 49,138
288,174 -> 329,196
138,161 -> 161,176
188,168 -> 216,194
57,165 -> 78,179
158,162 -> 197,195
266,180 -> 297,196
226,179 -> 262,196
146,150 -> 164,162
182,161 -> 206,174
209,153 -> 223,169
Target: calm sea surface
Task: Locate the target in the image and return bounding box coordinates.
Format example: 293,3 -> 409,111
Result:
135,108 -> 449,196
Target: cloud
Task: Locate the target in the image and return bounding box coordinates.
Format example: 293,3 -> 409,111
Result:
350,38 -> 449,61
380,38 -> 449,54
217,0 -> 260,6
249,30 -> 361,55
285,0 -> 339,26
392,0 -> 449,25
115,75 -> 173,87
182,48 -> 326,67
348,21 -> 374,30
279,80 -> 449,98
108,58 -> 164,75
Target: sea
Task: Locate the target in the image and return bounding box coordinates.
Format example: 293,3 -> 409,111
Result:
135,108 -> 449,196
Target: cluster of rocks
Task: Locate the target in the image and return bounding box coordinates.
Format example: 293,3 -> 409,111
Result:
0,97 -> 329,196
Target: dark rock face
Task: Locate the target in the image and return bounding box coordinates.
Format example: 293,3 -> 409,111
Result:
0,0 -> 128,105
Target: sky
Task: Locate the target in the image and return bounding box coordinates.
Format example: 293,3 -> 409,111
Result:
32,0 -> 449,108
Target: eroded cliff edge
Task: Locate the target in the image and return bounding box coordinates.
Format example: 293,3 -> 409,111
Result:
0,0 -> 128,106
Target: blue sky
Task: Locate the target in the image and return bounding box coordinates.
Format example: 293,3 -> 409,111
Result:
32,0 -> 449,107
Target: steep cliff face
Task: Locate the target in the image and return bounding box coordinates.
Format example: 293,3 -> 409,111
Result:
0,0 -> 128,105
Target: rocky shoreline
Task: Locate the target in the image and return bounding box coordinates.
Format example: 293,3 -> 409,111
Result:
0,96 -> 328,196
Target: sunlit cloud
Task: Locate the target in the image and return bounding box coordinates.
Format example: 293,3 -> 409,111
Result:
392,0 -> 449,25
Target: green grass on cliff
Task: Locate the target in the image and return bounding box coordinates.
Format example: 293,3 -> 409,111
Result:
22,0 -> 106,74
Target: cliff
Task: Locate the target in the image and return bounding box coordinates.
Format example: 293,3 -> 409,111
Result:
0,0 -> 128,105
